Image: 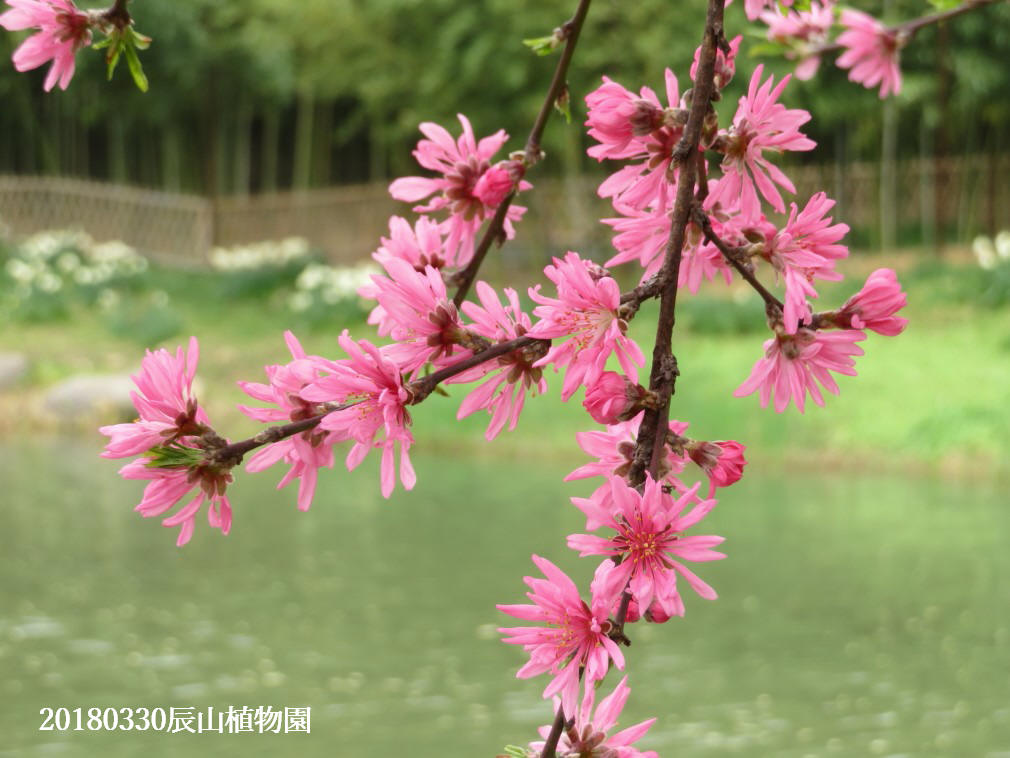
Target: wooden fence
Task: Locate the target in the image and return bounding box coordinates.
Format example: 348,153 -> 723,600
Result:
2,155 -> 1008,268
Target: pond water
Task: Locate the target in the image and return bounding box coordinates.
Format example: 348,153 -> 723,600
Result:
1,440 -> 1008,757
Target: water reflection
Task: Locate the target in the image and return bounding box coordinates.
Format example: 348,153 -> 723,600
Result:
1,440 -> 1008,756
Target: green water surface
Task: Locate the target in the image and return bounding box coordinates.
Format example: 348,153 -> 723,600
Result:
1,441 -> 1008,757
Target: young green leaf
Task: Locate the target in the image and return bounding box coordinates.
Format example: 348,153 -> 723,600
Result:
123,41 -> 149,93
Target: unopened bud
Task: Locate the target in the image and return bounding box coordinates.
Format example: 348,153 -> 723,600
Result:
473,164 -> 516,208
583,372 -> 656,425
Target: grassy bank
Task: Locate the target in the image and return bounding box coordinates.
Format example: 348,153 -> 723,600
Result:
2,250 -> 1008,478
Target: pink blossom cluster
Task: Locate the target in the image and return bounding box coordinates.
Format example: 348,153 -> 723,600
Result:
584,53 -> 907,415
99,338 -> 231,547
758,4 -> 905,99
388,114 -> 531,267
90,20 -> 919,756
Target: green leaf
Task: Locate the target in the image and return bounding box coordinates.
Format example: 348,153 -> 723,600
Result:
130,28 -> 152,51
145,443 -> 203,470
124,41 -> 149,92
748,41 -> 789,58
106,38 -> 125,81
522,34 -> 559,56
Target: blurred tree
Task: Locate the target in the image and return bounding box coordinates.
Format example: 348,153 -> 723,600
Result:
0,0 -> 1006,207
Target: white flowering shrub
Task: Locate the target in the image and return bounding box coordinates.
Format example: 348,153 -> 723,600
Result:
208,237 -> 316,297
972,231 -> 1010,308
287,261 -> 378,326
1,229 -> 149,321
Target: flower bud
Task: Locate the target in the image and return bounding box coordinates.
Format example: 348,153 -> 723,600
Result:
688,439 -> 747,492
583,372 -> 649,425
472,164 -> 515,208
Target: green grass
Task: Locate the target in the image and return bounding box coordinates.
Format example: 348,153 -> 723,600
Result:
2,254 -> 1008,476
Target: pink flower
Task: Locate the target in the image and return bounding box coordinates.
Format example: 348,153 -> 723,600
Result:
836,9 -> 903,98
451,282 -> 547,440
837,268 -> 908,336
744,0 -> 793,21
566,412 -> 689,490
604,200 -> 733,292
388,114 -> 531,264
100,336 -> 207,459
764,192 -> 849,333
603,201 -> 672,279
707,65 -> 815,222
0,0 -> 91,91
690,34 -> 742,91
98,337 -> 233,546
372,215 -> 453,271
568,475 -> 724,618
529,677 -> 658,758
301,333 -> 415,498
760,2 -> 834,80
592,69 -> 685,211
498,555 -> 625,715
472,160 -> 523,208
118,456 -> 233,548
585,78 -> 666,160
528,252 -> 645,401
583,371 -> 645,425
238,331 -> 339,512
734,328 -> 866,412
359,257 -> 465,373
686,439 -> 748,496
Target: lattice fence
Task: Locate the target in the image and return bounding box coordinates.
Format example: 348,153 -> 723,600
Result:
2,156 -> 1007,269
0,176 -> 212,266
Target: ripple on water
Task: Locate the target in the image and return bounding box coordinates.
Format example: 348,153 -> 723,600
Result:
10,616 -> 64,640
171,682 -> 209,699
66,638 -> 114,655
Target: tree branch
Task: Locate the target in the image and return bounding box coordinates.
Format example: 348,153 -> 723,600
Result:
626,0 -> 725,487
451,0 -> 593,308
691,206 -> 784,313
102,0 -> 133,28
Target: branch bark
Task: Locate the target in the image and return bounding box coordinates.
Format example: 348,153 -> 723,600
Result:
691,206 -> 784,313
626,0 -> 725,488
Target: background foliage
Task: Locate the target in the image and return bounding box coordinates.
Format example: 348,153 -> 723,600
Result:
0,0 -> 1008,196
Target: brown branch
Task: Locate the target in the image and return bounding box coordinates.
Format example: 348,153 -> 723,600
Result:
451,192 -> 516,308
626,0 -> 725,487
102,0 -> 133,28
205,335 -> 544,468
210,403 -> 350,467
542,710 -> 570,758
691,206 -> 784,313
199,264 -> 666,476
406,335 -> 547,403
451,0 -> 593,308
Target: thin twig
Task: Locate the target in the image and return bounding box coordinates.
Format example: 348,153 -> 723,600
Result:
451,0 -> 593,307
626,0 -> 724,487
691,206 -> 784,313
102,0 -> 132,27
